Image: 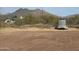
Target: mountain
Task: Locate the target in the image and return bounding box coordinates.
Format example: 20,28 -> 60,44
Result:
4,8 -> 58,18
0,8 -> 59,25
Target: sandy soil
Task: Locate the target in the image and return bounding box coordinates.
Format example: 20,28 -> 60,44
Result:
0,27 -> 79,51
0,27 -> 79,32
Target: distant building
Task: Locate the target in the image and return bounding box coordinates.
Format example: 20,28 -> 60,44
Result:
55,18 -> 68,30
5,19 -> 15,24
20,16 -> 23,19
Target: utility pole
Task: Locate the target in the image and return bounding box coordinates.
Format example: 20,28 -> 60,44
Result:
42,7 -> 43,16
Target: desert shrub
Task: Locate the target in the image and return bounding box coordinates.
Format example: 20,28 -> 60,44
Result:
40,15 -> 59,25
23,15 -> 41,24
66,16 -> 79,27
14,18 -> 24,26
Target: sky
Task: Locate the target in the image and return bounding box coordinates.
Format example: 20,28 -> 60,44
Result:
0,7 -> 79,16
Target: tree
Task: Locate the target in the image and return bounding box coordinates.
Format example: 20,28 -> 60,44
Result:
40,15 -> 59,25
66,15 -> 79,27
24,15 -> 40,24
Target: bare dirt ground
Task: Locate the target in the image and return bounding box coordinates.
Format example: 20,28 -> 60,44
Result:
0,27 -> 79,51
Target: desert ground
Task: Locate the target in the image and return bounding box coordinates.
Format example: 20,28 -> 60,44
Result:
0,27 -> 79,51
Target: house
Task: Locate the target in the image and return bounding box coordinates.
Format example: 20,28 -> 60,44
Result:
4,18 -> 15,24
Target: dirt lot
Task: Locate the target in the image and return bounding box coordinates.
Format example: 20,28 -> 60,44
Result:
0,27 -> 79,51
